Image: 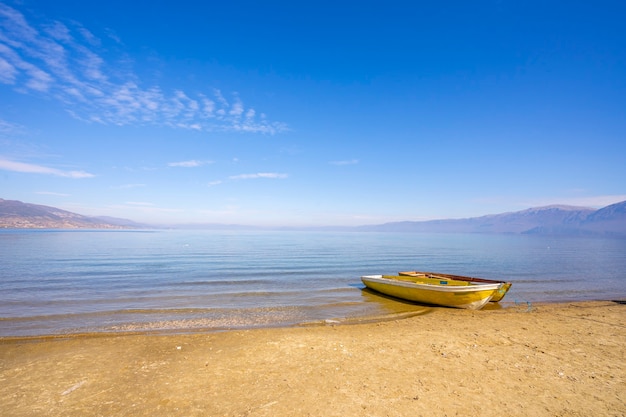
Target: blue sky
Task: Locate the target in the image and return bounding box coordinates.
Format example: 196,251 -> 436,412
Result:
1,0 -> 625,226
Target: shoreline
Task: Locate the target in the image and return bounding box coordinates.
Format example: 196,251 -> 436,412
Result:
0,309 -> 433,343
1,298 -> 624,342
1,300 -> 624,416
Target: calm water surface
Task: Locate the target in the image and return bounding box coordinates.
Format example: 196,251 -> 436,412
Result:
1,230 -> 624,336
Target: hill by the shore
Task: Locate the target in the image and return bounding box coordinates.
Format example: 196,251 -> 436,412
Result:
0,199 -> 141,229
1,198 -> 625,236
356,201 -> 626,237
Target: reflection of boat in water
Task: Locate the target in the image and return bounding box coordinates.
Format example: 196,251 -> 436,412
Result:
399,271 -> 512,302
361,274 -> 505,310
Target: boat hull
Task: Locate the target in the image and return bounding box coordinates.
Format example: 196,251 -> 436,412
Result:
399,271 -> 512,302
361,275 -> 503,310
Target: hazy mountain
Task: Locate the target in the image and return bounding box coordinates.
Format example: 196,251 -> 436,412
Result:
2,197 -> 625,236
358,201 -> 626,236
0,199 -> 133,229
576,200 -> 626,236
90,216 -> 152,228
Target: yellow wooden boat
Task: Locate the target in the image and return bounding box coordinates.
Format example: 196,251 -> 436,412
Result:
361,274 -> 504,310
399,271 -> 512,302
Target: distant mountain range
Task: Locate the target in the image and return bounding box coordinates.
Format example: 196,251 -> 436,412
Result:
0,199 -> 147,229
1,198 -> 625,236
354,201 -> 626,237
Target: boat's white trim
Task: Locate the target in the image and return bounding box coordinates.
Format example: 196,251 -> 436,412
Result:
360,275 -> 502,293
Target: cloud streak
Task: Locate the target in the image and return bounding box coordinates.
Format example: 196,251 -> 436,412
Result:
168,160 -> 212,168
0,118 -> 25,137
35,191 -> 70,196
529,195 -> 626,209
113,183 -> 146,189
329,159 -> 359,166
0,157 -> 94,178
0,3 -> 287,134
229,173 -> 288,180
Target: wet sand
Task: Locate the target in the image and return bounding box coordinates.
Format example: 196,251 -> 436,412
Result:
1,301 -> 624,416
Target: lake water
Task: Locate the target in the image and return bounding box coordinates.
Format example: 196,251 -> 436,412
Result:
1,229 -> 625,337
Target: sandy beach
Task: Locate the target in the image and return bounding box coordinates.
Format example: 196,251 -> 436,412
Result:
1,301 -> 624,416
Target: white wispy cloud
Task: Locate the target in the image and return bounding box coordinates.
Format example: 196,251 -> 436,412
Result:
528,195 -> 626,208
125,201 -> 154,206
329,159 -> 359,166
0,3 -> 287,134
473,194 -> 626,212
229,173 -> 288,180
168,160 -> 212,168
207,180 -> 223,187
0,157 -> 94,178
113,183 -> 146,189
98,202 -> 183,219
35,191 -> 70,196
0,118 -> 24,136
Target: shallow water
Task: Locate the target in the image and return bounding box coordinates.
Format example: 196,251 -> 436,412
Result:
1,229 -> 624,336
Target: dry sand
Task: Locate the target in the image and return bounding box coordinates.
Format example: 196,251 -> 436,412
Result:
1,301 -> 624,416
